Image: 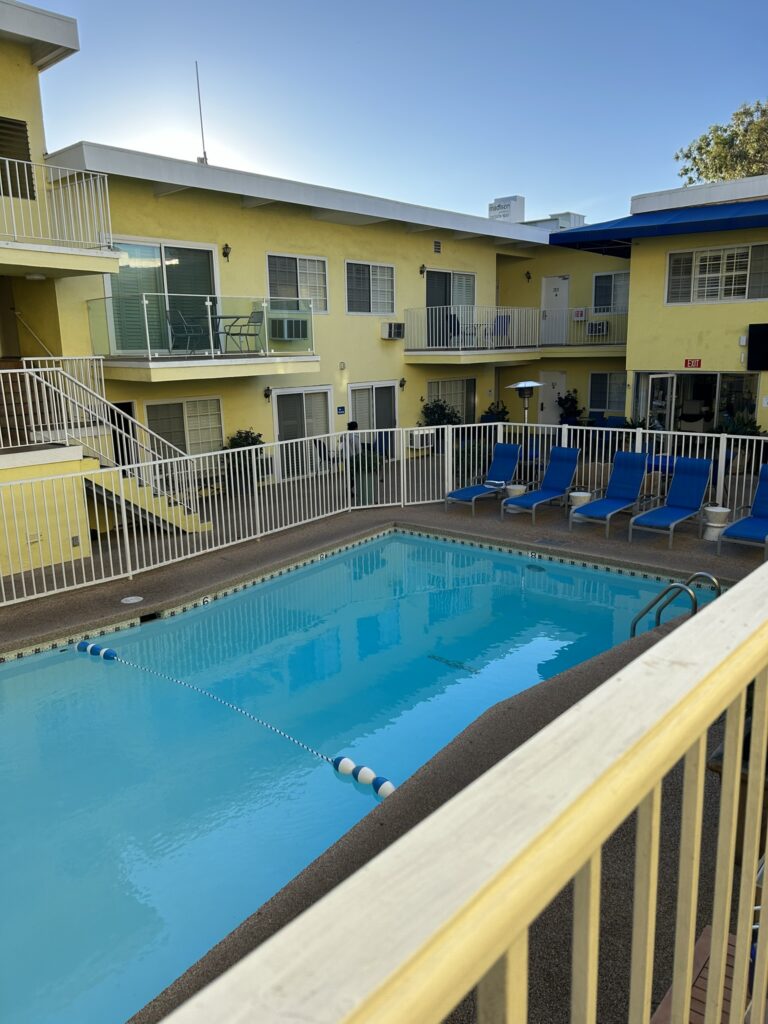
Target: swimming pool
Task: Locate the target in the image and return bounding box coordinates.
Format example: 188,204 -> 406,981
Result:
0,531 -> 712,1023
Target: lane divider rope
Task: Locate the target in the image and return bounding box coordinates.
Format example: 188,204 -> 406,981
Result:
76,641 -> 396,797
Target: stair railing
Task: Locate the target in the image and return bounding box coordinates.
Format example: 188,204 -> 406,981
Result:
24,369 -> 200,517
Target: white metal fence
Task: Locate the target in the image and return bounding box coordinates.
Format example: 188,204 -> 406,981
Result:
21,356 -> 105,396
0,420 -> 766,606
404,305 -> 628,350
0,158 -> 112,249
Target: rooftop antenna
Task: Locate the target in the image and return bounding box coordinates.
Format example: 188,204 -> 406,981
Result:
195,60 -> 208,165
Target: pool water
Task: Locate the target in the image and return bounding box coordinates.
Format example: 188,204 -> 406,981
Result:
0,532 -> 710,1023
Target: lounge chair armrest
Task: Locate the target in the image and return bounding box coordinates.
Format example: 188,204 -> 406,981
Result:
733,503 -> 752,516
638,494 -> 660,510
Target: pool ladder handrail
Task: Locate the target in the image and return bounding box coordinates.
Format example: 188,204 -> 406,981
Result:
629,572 -> 722,638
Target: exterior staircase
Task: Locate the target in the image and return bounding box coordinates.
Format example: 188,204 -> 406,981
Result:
0,360 -> 212,535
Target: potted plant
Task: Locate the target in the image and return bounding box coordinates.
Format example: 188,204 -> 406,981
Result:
479,399 -> 509,423
419,397 -> 462,454
221,428 -> 270,489
556,389 -> 584,425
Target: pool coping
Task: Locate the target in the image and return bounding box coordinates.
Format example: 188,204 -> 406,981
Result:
0,521 -> 730,662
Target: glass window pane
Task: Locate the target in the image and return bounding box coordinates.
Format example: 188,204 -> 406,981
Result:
268,255 -> 299,311
298,257 -> 328,312
593,276 -> 613,312
303,391 -> 330,436
185,398 -> 223,456
350,386 -> 373,429
370,265 -> 394,314
346,263 -> 370,312
748,244 -> 768,299
146,402 -> 187,452
111,242 -> 164,351
667,252 -> 693,303
165,247 -> 215,324
590,373 -> 608,409
613,272 -> 629,310
451,273 -> 475,306
374,384 -> 396,428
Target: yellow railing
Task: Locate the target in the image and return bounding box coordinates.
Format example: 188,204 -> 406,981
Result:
163,560 -> 768,1023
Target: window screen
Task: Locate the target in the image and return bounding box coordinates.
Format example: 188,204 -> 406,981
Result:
667,252 -> 693,303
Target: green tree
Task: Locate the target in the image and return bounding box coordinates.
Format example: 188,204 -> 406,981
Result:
675,100 -> 768,184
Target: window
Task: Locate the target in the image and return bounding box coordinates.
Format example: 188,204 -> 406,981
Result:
666,244 -> 768,303
451,272 -> 475,305
593,272 -> 629,312
268,254 -> 328,312
589,372 -> 627,414
427,378 -> 476,423
346,262 -> 394,314
0,116 -> 34,199
146,398 -> 223,456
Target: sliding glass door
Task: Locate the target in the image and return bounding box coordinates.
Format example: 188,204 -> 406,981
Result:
109,243 -> 215,353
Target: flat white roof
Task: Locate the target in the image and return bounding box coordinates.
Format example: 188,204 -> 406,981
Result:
631,174 -> 768,215
47,141 -> 551,246
0,0 -> 78,69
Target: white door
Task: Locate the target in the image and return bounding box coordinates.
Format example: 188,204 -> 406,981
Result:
541,276 -> 570,345
539,371 -> 567,424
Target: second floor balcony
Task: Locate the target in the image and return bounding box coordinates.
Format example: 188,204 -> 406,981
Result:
403,304 -> 628,359
86,293 -> 319,380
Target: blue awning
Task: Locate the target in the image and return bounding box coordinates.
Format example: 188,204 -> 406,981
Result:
549,197 -> 768,257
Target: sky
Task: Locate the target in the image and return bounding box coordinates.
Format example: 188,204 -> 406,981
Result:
38,0 -> 768,224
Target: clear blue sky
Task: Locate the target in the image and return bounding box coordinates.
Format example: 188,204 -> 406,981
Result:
39,0 -> 768,223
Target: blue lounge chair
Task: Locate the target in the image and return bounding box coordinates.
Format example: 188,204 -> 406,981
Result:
718,463 -> 768,559
445,442 -> 521,515
629,456 -> 712,548
569,451 -> 647,538
500,446 -> 580,524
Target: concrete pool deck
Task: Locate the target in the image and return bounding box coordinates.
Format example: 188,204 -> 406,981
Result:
0,498 -> 759,655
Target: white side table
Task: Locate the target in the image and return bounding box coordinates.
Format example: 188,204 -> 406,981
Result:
506,483 -> 528,499
569,490 -> 593,509
703,505 -> 730,542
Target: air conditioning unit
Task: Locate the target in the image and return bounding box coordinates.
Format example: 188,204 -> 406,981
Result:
586,320 -> 609,337
381,322 -> 406,340
269,317 -> 309,341
407,427 -> 436,450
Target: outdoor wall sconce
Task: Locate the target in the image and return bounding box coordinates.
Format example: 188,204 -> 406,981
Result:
263,386 -> 272,401
222,243 -> 232,262
419,264 -> 426,276
524,270 -> 532,282
399,378 -> 406,390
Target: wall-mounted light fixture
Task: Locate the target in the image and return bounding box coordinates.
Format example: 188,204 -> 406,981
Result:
263,386 -> 272,401
524,270 -> 532,282
419,264 -> 426,276
222,243 -> 232,262
399,377 -> 406,390
339,360 -> 346,371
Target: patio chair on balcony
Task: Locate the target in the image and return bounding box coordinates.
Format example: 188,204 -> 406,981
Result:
485,313 -> 512,347
500,446 -> 580,524
445,442 -> 521,515
629,456 -> 712,548
569,451 -> 647,538
717,463 -> 768,559
224,310 -> 265,353
167,309 -> 207,351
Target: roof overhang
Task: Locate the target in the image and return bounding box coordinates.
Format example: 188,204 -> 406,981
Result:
0,0 -> 79,70
46,141 -> 552,247
549,197 -> 768,257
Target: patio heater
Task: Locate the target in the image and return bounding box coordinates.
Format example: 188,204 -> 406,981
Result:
505,380 -> 542,424
506,380 -> 543,467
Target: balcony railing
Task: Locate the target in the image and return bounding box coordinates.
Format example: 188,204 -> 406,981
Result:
86,293 -> 316,360
0,158 -> 112,249
404,305 -> 628,351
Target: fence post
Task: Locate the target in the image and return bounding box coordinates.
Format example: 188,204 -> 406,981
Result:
560,423 -> 569,447
496,421 -> 504,446
250,446 -> 262,538
634,427 -> 644,454
444,426 -> 454,496
715,432 -> 727,507
118,472 -> 134,580
399,428 -> 406,507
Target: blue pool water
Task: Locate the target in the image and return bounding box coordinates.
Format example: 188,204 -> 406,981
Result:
0,532 -> 711,1023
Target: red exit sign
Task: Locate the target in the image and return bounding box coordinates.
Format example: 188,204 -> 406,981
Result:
684,358 -> 702,368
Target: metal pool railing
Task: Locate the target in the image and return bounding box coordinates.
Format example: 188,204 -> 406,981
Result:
0,420 -> 766,606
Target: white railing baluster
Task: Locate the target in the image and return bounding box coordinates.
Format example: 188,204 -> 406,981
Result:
571,852 -> 601,1024
628,784 -> 661,1023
